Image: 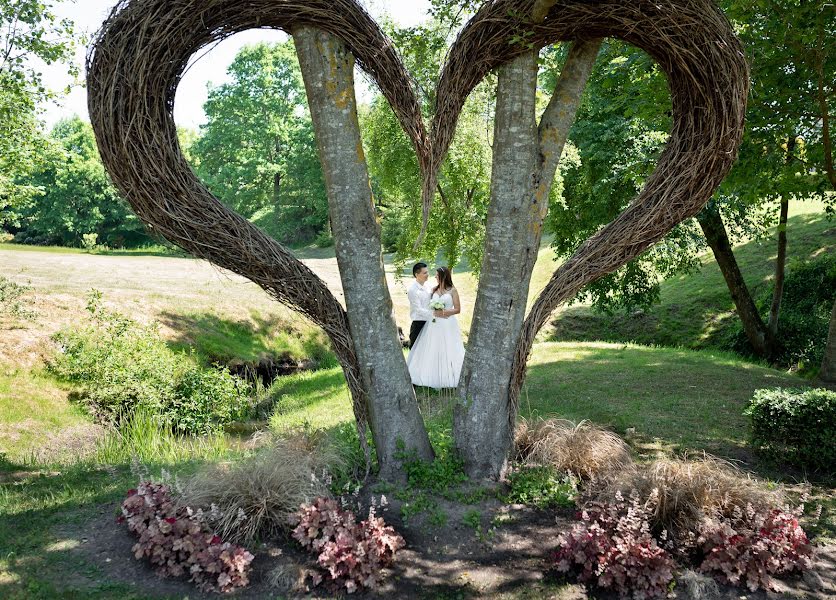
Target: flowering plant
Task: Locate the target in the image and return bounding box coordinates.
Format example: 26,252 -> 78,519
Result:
119,481 -> 254,593
698,504 -> 813,591
290,497 -> 405,593
552,490 -> 676,599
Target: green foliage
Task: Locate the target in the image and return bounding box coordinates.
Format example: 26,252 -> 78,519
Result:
48,291 -> 252,434
0,274 -> 35,319
12,116 -> 146,247
362,20 -> 492,272
544,40 -> 708,313
192,42 -> 328,246
727,253 -> 836,369
720,0 -> 835,206
745,387 -> 836,472
505,465 -> 577,509
0,0 -> 80,214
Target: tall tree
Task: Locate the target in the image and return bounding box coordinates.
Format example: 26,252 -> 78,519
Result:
192,41 -> 328,245
293,26 -> 434,477
362,19 -> 493,271
0,0 -> 78,227
453,32 -> 602,478
16,116 -> 144,246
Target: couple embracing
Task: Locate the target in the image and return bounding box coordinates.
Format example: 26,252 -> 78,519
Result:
405,262 -> 465,389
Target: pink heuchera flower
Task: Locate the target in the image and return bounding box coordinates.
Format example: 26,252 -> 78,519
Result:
291,497 -> 405,593
119,481 -> 254,593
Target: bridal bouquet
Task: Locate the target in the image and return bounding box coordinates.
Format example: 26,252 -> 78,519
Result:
430,299 -> 446,322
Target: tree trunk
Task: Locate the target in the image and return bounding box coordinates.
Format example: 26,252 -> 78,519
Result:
453,50 -> 540,480
293,27 -> 433,478
821,298 -> 836,383
767,195 -> 788,337
696,201 -> 772,357
453,37 -> 602,480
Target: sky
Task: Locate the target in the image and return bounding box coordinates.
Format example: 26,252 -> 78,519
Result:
38,0 -> 432,130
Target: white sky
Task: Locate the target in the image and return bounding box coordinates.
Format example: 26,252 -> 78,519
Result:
38,0 -> 431,130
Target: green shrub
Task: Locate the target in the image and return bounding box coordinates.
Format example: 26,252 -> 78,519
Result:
49,291 -> 251,434
506,465 -> 577,509
0,275 -> 36,319
727,254 -> 835,370
745,387 -> 836,472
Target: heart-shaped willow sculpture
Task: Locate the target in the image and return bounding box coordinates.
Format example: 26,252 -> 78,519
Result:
87,0 -> 747,479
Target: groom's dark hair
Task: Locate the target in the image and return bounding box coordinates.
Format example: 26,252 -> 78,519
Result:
412,262 -> 428,277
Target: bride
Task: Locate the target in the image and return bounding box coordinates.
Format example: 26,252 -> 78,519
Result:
407,266 -> 465,389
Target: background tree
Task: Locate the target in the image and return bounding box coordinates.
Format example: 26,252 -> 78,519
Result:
0,0 -> 78,227
543,0 -> 834,362
192,41 -> 328,246
363,19 -> 493,271
13,116 -> 145,247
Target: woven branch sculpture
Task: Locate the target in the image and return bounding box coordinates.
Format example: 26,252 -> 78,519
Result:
87,0 -> 747,442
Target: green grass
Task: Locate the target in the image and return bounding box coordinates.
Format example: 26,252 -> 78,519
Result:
551,203 -> 835,350
161,308 -> 334,365
0,367 -> 90,464
520,342 -> 801,457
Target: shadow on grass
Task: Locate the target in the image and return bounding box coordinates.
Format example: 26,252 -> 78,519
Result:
157,310 -> 333,367
520,344 -> 803,471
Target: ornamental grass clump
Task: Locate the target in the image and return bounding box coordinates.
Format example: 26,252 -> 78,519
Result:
179,431 -> 340,544
290,496 -> 405,593
514,418 -> 633,480
591,454 -> 779,546
120,481 -> 254,593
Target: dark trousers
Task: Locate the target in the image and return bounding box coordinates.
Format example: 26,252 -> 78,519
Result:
409,320 -> 427,348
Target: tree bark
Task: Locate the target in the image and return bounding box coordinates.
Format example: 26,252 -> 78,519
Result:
821,298 -> 836,383
453,50 -> 540,480
453,38 -> 601,480
293,27 -> 433,478
696,201 -> 772,357
767,195 -> 788,337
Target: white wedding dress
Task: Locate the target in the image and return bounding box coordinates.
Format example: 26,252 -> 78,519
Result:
407,290 -> 465,389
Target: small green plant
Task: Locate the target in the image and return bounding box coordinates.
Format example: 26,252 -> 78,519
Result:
0,275 -> 36,319
506,465 -> 577,509
462,509 -> 481,532
745,387 -> 836,472
81,232 -> 99,252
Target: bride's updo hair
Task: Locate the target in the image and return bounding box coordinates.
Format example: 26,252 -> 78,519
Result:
433,266 -> 454,294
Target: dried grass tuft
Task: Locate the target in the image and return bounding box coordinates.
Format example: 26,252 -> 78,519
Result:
514,417 -> 633,480
179,431 -> 341,544
592,454 -> 780,540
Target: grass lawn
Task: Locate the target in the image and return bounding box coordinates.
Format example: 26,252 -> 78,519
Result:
1,339 -> 833,598
552,201 -> 835,351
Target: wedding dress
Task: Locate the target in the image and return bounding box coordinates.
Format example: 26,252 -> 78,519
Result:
406,290 -> 465,389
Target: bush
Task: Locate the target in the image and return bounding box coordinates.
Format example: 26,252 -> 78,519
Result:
49,292 -> 251,434
514,418 -> 632,480
120,481 -> 255,593
0,275 -> 35,319
727,253 -> 835,369
180,431 -> 340,544
698,505 -> 813,592
745,387 -> 836,472
290,497 -> 405,593
506,465 -> 577,509
552,490 -> 676,599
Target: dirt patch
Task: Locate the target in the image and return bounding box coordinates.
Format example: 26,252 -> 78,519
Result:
51,493 -> 836,599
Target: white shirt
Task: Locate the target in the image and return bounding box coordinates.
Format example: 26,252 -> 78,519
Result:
408,280 -> 433,322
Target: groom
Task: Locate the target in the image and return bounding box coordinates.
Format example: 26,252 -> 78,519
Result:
407,262 -> 433,348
